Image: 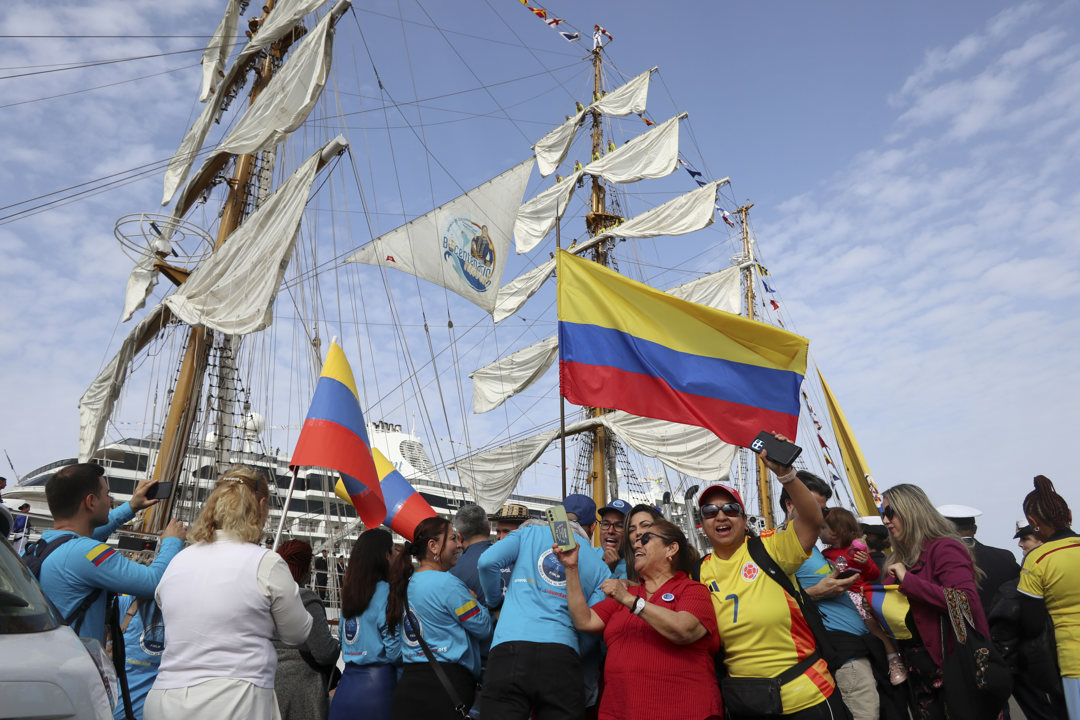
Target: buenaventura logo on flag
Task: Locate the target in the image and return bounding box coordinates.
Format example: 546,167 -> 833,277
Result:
555,250 -> 809,448
290,341 -> 386,527
335,447 -> 436,541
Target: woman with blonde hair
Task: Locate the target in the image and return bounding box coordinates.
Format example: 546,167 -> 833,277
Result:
880,483 -> 991,719
145,466 -> 312,720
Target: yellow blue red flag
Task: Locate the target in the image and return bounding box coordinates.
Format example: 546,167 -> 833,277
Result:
862,584 -> 912,640
335,447 -> 436,541
556,250 -> 809,447
291,342 -> 385,526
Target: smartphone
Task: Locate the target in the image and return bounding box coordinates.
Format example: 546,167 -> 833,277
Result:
546,506 -> 577,552
147,481 -> 174,500
749,431 -> 802,466
836,568 -> 861,579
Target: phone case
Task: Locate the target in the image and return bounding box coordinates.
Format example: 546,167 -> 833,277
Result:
546,506 -> 577,552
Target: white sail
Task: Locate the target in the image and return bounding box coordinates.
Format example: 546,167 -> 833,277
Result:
161,100 -> 218,207
532,67 -> 656,177
513,170 -> 583,254
164,137 -> 347,334
79,304 -> 173,461
121,232 -> 174,322
514,114 -> 684,254
470,336 -> 559,414
474,266 -> 742,412
199,0 -> 242,102
167,2 -> 346,209
346,158 -> 535,313
243,0 -> 331,58
592,178 -> 728,244
455,412 -> 736,513
492,257 -> 555,323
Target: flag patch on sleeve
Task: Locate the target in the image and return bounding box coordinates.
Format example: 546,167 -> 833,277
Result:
455,600 -> 480,622
86,544 -> 116,566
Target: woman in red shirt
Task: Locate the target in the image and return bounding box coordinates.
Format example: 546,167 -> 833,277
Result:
556,516 -> 722,720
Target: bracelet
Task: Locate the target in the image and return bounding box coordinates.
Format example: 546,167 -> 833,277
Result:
631,597 -> 646,616
776,468 -> 797,485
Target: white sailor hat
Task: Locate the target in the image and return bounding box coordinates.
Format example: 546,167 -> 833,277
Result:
858,515 -> 885,527
936,504 -> 983,522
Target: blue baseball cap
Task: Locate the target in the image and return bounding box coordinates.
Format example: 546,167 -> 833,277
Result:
598,498 -> 632,517
562,494 -> 597,526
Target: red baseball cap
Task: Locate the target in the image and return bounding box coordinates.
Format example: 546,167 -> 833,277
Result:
698,483 -> 745,511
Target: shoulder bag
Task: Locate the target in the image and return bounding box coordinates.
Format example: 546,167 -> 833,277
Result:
403,587 -> 470,720
940,587 -> 1012,720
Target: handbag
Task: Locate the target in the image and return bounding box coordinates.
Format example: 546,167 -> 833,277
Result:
939,587 -> 1012,720
720,653 -> 821,718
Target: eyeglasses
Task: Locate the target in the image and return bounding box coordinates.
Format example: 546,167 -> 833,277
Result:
599,520 -> 622,530
635,531 -> 670,547
881,505 -> 897,521
700,502 -> 742,519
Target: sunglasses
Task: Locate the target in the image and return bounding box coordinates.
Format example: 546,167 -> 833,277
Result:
635,531 -> 670,547
700,502 -> 742,520
881,505 -> 897,521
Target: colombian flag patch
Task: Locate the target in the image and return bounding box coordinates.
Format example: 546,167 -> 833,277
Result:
86,544 -> 115,566
455,600 -> 480,622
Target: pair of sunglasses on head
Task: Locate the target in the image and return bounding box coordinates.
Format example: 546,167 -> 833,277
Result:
700,502 -> 742,520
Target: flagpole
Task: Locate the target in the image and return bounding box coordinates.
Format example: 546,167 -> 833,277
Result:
556,200 -> 567,500
272,464 -> 302,548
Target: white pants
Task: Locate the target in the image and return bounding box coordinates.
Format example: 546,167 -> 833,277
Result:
144,679 -> 281,720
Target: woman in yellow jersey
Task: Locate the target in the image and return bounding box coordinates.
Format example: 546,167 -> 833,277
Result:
1018,475 -> 1080,720
698,437 -> 845,720
880,484 -> 989,720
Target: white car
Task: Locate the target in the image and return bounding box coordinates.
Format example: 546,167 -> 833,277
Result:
0,530 -> 115,720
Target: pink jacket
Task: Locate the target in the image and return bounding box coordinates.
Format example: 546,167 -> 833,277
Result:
898,537 -> 990,667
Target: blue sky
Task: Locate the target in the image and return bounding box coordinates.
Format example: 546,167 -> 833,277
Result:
1,0 -> 1077,553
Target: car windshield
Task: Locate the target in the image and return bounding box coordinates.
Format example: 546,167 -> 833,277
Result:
0,539 -> 62,634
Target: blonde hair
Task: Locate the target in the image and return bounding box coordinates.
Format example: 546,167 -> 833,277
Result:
189,465 -> 271,544
882,484 -> 976,570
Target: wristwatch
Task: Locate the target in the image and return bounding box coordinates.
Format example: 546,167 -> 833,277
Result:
630,597 -> 646,616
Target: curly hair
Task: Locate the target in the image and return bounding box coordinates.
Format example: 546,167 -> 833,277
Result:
189,465 -> 271,544
1023,475 -> 1072,533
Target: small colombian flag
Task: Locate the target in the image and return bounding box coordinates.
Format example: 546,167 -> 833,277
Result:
86,544 -> 116,566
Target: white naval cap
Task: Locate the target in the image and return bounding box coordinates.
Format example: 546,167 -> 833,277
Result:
858,515 -> 885,527
936,504 -> 983,520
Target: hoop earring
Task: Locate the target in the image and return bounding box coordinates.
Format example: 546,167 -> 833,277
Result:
1033,526 -> 1040,533
434,554 -> 440,562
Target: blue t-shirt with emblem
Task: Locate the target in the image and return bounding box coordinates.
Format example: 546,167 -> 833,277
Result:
478,524 -> 610,653
340,580 -> 401,667
400,570 -> 492,679
29,503 -> 183,643
113,595 -> 165,720
795,547 -> 868,637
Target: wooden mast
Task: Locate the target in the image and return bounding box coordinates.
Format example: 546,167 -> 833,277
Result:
582,45 -> 621,529
140,1 -> 290,532
736,204 -> 774,528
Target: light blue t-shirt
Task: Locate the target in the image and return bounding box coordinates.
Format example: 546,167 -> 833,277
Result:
795,547 -> 868,637
478,524 -> 610,653
113,595 -> 164,720
400,570 -> 492,679
30,503 -> 183,643
340,580 -> 401,667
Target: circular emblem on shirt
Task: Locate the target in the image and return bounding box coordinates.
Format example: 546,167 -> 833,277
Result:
537,548 -> 567,586
343,617 -> 359,643
140,623 -> 165,655
740,562 -> 760,582
402,606 -> 422,647
661,593 -> 675,602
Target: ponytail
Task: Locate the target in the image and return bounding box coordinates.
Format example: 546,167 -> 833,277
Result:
385,516 -> 450,632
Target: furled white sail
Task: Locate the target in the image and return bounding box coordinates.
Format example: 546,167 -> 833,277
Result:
79,304 -> 173,461
121,232 -> 174,322
172,6 -> 339,212
346,158 -> 535,313
162,100 -> 218,207
199,0 -> 242,102
591,178 -> 728,245
455,412 -> 736,512
532,68 -> 656,177
470,336 -> 559,413
513,170 -> 583,254
474,266 -> 742,413
243,0 -> 330,58
164,137 -> 347,334
492,257 -> 555,323
513,115 -> 684,254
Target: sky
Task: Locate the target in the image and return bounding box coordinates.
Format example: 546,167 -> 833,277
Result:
1,0 -> 1078,554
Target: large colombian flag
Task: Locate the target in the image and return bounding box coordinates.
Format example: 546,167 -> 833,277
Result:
556,250 -> 809,447
291,342 -> 386,527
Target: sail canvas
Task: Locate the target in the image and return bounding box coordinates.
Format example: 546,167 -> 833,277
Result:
346,158 -> 535,313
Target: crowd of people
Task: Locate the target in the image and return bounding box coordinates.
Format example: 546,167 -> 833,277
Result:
12,447 -> 1080,720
